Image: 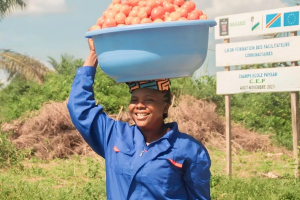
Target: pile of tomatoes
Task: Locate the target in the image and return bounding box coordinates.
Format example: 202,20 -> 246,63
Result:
90,0 -> 208,30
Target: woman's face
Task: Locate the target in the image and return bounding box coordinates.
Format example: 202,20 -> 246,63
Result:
129,88 -> 169,130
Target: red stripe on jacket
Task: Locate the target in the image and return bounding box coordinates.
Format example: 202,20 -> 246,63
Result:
168,159 -> 183,168
113,146 -> 120,153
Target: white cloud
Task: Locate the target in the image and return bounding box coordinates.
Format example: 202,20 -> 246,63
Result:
11,0 -> 67,16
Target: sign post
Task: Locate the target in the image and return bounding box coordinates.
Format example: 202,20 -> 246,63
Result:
215,6 -> 300,178
290,31 -> 299,178
224,38 -> 232,176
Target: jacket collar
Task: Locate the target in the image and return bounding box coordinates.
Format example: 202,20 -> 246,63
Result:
114,122 -> 181,155
134,122 -> 180,149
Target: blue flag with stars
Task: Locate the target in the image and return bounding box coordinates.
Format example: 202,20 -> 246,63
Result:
284,11 -> 299,26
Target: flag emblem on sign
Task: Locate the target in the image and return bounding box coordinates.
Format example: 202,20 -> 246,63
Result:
266,13 -> 281,28
284,11 -> 299,26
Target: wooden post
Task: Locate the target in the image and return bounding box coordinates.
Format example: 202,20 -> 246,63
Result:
224,38 -> 232,176
290,31 -> 299,178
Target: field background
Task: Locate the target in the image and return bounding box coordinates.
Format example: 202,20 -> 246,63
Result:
1,58 -> 300,199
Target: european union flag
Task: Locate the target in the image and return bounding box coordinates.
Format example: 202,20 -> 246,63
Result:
266,13 -> 281,28
284,11 -> 299,26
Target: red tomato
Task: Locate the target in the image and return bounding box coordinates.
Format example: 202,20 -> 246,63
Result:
155,0 -> 163,7
164,16 -> 172,22
131,17 -> 141,24
141,6 -> 152,16
105,17 -> 117,27
103,9 -> 109,18
117,24 -> 126,27
196,9 -> 203,16
141,18 -> 153,23
90,24 -> 101,30
187,10 -> 200,20
163,3 -> 175,13
129,9 -> 139,17
151,7 -> 164,20
178,7 -> 188,18
146,0 -> 157,9
138,0 -> 147,6
174,5 -> 180,12
125,16 -> 133,25
108,3 -> 114,10
165,0 -> 174,4
169,11 -> 181,21
122,0 -> 131,5
132,6 -> 141,10
96,17 -> 105,26
120,5 -> 131,16
128,0 -> 140,6
173,0 -> 185,7
106,10 -> 117,18
177,17 -> 188,21
115,12 -> 126,24
102,23 -> 108,28
153,18 -> 164,23
200,14 -> 208,20
183,1 -> 196,13
112,0 -> 122,4
112,4 -> 121,12
164,12 -> 170,16
138,10 -> 148,19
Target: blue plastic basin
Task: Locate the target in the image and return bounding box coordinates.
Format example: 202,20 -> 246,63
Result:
85,20 -> 216,83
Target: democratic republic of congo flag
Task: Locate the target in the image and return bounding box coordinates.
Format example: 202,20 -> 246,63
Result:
266,13 -> 281,28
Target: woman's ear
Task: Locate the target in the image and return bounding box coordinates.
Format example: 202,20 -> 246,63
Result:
164,104 -> 170,114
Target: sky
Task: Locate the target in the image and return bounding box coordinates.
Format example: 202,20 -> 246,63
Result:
0,0 -> 290,84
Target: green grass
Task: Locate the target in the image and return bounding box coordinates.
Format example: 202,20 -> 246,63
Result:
0,156 -> 106,200
1,148 -> 299,200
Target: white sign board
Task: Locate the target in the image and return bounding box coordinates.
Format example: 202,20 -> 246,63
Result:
215,6 -> 300,39
216,36 -> 300,67
217,66 -> 300,95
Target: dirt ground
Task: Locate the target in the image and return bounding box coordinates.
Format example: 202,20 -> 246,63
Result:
1,95 -> 289,160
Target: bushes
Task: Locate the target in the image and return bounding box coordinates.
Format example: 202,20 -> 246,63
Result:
0,132 -> 25,169
0,54 -> 298,149
170,74 -> 296,150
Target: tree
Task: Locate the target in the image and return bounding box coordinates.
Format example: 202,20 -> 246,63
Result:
0,49 -> 50,84
48,54 -> 84,75
0,1 -> 50,85
0,0 -> 28,19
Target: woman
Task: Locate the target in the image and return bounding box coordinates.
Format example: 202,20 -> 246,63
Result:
67,37 -> 211,200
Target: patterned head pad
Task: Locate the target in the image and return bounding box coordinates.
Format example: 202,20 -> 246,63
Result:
126,79 -> 171,93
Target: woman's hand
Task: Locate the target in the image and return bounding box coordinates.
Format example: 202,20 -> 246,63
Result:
87,28 -> 96,52
83,28 -> 98,67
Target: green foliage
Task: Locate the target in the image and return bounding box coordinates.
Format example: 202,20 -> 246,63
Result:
0,53 -> 298,149
0,132 -> 25,169
230,92 -> 293,149
0,49 -> 50,84
93,69 -> 130,114
48,54 -> 84,75
0,55 -> 131,122
0,71 -> 75,123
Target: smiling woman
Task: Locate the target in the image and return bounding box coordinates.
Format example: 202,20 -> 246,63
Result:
67,34 -> 212,199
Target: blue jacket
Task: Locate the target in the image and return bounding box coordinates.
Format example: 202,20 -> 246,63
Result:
67,66 -> 211,200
